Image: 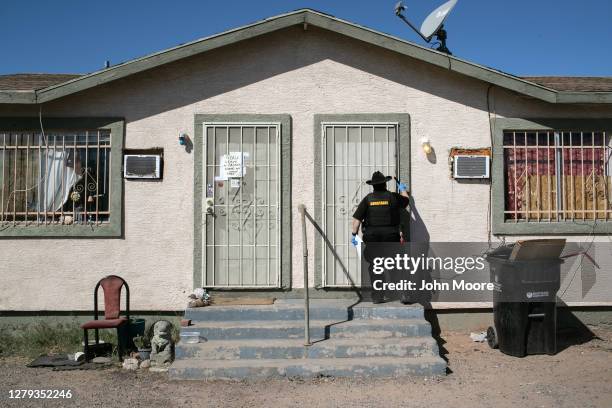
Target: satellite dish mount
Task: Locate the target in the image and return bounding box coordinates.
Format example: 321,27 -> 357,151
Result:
394,0 -> 458,55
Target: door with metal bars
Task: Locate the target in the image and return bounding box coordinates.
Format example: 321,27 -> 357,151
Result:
322,123 -> 399,287
203,123 -> 280,287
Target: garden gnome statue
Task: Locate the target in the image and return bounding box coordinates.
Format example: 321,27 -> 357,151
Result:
150,320 -> 174,367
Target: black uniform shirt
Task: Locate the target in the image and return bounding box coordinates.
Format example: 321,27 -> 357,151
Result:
352,190 -> 410,225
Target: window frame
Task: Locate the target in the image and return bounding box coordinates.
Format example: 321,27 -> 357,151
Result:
0,117 -> 124,238
492,118 -> 612,235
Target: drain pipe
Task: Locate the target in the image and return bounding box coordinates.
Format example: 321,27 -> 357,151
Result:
298,204 -> 311,346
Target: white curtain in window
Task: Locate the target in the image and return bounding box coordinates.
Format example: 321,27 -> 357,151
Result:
36,149 -> 81,213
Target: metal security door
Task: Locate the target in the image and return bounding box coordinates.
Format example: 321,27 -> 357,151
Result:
203,123 -> 280,287
322,123 -> 398,287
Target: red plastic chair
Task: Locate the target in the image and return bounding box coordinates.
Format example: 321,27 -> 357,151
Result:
80,275 -> 130,360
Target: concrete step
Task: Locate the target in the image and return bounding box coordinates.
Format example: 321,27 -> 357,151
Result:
169,355 -> 447,380
184,300 -> 423,322
175,337 -> 440,360
180,319 -> 432,341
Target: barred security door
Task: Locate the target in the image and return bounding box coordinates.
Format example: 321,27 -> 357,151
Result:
322,123 -> 399,287
203,123 -> 280,287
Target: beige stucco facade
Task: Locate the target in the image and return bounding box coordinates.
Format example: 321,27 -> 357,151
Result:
1,26 -> 612,311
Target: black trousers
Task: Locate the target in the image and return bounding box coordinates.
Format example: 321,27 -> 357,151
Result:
363,232 -> 401,303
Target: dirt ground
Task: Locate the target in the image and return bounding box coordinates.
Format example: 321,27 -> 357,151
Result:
1,326 -> 611,408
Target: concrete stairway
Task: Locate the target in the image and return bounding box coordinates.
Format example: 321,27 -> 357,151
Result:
169,299 -> 446,380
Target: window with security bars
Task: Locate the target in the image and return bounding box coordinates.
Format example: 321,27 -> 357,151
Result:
503,130 -> 611,222
0,130 -> 112,226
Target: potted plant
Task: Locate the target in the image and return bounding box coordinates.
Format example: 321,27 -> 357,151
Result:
133,335 -> 152,360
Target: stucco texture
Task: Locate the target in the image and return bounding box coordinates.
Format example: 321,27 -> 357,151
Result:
1,26 -> 611,310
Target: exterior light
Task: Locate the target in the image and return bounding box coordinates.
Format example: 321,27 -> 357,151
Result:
420,137 -> 432,154
179,133 -> 188,146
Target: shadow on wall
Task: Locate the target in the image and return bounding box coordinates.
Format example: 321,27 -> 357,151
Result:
402,197 -> 452,368
407,197 -> 430,244
425,147 -> 437,164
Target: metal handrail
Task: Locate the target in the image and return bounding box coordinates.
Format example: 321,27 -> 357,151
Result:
298,204 -> 311,346
298,204 -> 362,347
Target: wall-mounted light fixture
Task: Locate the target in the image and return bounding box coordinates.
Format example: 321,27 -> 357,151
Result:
178,132 -> 193,153
420,137 -> 432,154
179,133 -> 188,146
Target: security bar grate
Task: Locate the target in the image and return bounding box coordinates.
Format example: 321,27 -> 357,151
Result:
503,130 -> 612,222
0,130 -> 112,227
322,123 -> 399,287
203,123 -> 281,288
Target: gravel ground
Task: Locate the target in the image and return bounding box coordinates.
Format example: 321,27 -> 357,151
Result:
1,326 -> 611,408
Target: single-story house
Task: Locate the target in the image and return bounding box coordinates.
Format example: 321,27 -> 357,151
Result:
1,9 -> 612,314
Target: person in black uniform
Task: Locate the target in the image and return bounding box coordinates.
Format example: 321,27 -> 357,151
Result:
351,171 -> 410,303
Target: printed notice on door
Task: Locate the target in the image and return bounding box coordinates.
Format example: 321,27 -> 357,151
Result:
216,152 -> 247,180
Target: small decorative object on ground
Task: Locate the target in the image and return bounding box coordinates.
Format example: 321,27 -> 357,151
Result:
188,288 -> 211,308
122,358 -> 139,370
68,352 -> 86,362
133,334 -> 152,360
140,359 -> 151,369
470,332 -> 487,342
150,320 -> 174,368
187,298 -> 208,307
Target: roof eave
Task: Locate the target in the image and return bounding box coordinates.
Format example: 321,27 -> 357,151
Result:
303,12 -> 562,103
556,92 -> 612,104
0,90 -> 37,104
1,9 -> 611,105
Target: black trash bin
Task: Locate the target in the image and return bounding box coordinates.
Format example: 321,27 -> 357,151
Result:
485,245 -> 563,357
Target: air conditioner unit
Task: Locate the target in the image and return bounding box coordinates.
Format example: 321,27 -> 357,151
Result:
123,154 -> 162,179
453,155 -> 489,179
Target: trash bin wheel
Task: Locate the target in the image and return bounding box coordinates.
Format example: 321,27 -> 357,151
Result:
486,326 -> 498,349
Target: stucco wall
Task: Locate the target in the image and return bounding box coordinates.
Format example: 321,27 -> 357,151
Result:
1,26 -> 611,310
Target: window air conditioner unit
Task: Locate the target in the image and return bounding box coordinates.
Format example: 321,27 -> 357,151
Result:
453,155 -> 490,179
123,154 -> 162,179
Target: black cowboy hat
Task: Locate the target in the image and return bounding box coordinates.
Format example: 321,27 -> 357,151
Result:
366,171 -> 392,185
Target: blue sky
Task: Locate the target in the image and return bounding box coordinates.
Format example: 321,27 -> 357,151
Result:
1,0 -> 611,76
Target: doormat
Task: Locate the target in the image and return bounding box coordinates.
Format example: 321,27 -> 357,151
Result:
27,354 -> 84,368
27,354 -> 114,371
211,297 -> 276,305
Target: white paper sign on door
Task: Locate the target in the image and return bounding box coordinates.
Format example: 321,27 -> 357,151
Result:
224,152 -> 243,178
216,152 -> 247,180
230,178 -> 241,188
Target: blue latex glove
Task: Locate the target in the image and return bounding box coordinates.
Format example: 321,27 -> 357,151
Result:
351,234 -> 359,247
397,181 -> 408,193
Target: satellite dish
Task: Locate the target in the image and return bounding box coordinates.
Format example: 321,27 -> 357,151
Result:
394,0 -> 459,55
420,0 -> 458,41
